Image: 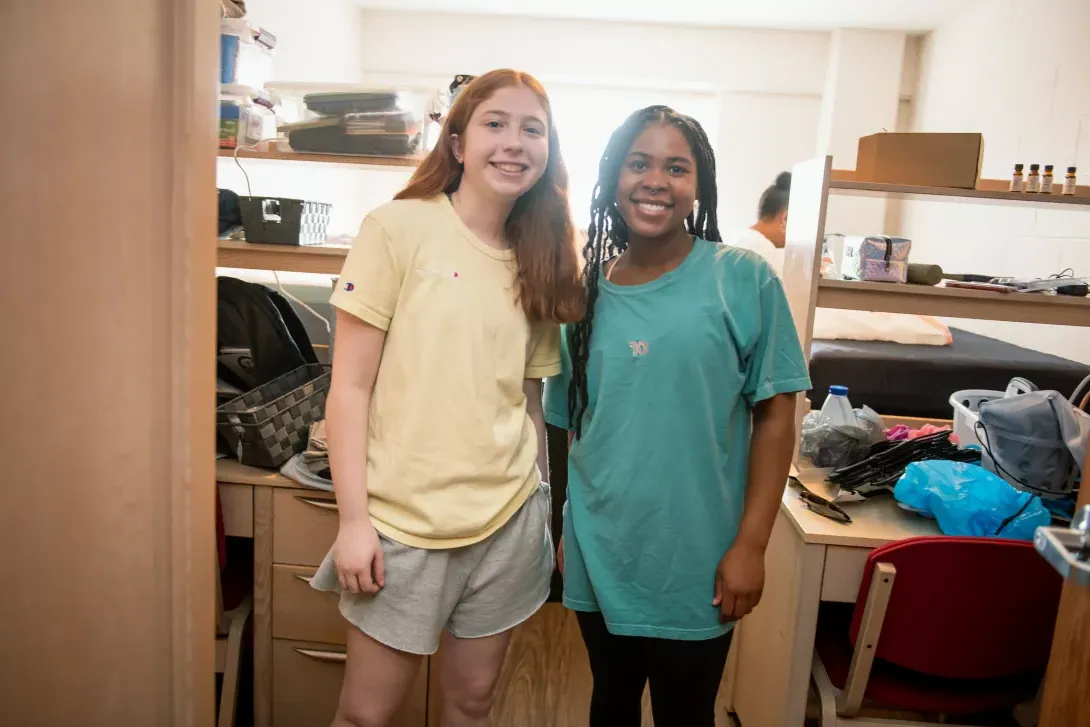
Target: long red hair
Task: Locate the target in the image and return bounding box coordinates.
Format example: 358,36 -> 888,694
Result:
396,69 -> 584,324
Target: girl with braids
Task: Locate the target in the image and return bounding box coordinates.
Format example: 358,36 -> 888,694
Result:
310,69 -> 582,727
729,171 -> 792,276
543,106 -> 810,725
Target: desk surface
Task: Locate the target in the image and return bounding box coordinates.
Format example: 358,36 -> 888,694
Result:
783,465 -> 940,548
216,458 -> 298,489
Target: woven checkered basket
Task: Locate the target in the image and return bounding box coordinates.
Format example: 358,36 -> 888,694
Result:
216,364 -> 332,468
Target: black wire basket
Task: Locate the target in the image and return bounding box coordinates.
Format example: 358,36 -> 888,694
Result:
239,196 -> 331,246
216,364 -> 331,468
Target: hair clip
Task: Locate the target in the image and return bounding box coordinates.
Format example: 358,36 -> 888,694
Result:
789,477 -> 852,524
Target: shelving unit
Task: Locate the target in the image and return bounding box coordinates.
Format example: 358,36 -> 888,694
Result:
783,155 -> 1090,358
214,146 -> 430,727
828,177 -> 1090,207
218,147 -> 420,168
217,239 -> 349,274
817,278 -> 1090,327
216,146 -> 422,273
781,155 -> 1090,464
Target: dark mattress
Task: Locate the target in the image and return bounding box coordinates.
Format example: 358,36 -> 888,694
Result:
809,328 -> 1090,419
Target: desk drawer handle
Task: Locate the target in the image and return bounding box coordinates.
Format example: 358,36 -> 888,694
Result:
293,573 -> 314,585
294,647 -> 346,664
294,495 -> 338,511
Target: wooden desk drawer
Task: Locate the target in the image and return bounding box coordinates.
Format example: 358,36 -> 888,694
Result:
273,564 -> 345,645
219,482 -> 253,538
821,546 -> 869,603
273,488 -> 338,566
273,638 -> 427,727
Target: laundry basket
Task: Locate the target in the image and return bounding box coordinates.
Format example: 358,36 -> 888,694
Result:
216,363 -> 331,468
949,389 -> 1005,450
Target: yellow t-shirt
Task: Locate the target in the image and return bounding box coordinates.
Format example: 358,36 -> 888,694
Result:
329,195 -> 561,549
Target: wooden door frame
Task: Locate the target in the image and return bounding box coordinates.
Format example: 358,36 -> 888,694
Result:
168,0 -> 220,724
1038,447 -> 1090,726
2,1 -> 218,724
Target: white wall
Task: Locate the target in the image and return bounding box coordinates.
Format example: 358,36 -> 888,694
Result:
244,0 -> 368,83
353,9 -> 827,232
817,29 -> 907,236
220,6 -> 828,242
900,0 -> 1090,363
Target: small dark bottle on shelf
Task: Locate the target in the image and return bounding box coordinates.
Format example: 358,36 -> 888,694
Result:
1063,167 -> 1078,195
1026,163 -> 1041,193
1041,164 -> 1055,193
1010,163 -> 1024,192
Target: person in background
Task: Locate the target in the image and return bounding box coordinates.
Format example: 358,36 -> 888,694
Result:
729,170 -> 791,276
544,107 -> 810,726
310,69 -> 583,727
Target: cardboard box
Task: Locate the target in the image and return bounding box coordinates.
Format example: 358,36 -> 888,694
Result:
856,132 -> 984,189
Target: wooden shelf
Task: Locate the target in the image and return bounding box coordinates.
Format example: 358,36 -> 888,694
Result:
217,239 -> 348,274
829,178 -> 1090,207
218,147 -> 420,168
817,279 -> 1090,327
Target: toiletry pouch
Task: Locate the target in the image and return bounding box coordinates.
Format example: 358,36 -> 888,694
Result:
842,235 -> 911,283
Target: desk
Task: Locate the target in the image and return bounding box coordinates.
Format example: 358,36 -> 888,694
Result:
216,460 -> 615,727
727,466 -> 940,727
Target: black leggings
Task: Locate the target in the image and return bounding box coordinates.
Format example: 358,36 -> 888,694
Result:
576,610 -> 734,727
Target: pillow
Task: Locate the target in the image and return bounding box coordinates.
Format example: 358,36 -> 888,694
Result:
812,309 -> 952,346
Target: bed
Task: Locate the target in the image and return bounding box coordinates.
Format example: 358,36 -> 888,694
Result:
809,327 -> 1090,419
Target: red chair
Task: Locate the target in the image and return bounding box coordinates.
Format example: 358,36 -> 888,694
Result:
811,536 -> 1063,727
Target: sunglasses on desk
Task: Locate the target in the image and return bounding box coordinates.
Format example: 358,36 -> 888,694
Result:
789,476 -> 852,525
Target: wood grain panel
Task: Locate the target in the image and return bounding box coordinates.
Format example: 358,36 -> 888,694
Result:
731,510 -> 825,727
426,604 -> 737,726
272,639 -> 427,727
272,488 -> 339,567
1,1 -> 217,725
1038,467 -> 1090,727
427,604 -> 592,727
820,546 -> 869,603
220,482 -> 254,538
271,565 -> 344,645
254,487 -> 274,727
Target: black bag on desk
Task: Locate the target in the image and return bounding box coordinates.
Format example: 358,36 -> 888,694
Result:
216,276 -> 319,393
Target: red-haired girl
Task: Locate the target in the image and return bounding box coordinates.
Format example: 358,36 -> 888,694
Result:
310,69 -> 583,727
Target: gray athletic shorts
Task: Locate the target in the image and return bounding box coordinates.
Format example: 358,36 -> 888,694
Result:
310,482 -> 554,655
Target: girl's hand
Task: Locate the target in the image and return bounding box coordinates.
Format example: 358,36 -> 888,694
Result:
334,519 -> 385,595
557,536 -> 565,574
712,541 -> 765,623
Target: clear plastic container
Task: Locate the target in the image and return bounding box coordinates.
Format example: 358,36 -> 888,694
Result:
220,19 -> 274,91
266,83 -> 446,158
819,385 -> 855,427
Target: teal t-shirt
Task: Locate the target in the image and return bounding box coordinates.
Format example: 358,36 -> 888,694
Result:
544,239 -> 810,640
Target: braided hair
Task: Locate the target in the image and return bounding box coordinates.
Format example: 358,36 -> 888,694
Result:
567,105 -> 722,438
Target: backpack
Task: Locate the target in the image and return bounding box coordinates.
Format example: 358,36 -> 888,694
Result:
218,188 -> 243,237
216,276 -> 319,393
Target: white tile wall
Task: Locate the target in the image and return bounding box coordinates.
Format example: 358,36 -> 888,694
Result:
900,0 -> 1090,363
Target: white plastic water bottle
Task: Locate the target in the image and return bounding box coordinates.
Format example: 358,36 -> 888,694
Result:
819,385 -> 855,427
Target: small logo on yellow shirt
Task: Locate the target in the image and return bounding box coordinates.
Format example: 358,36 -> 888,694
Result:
344,282 -> 355,291
628,340 -> 649,356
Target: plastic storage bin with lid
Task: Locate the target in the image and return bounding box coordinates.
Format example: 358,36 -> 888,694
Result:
275,85 -> 446,158
220,18 -> 274,92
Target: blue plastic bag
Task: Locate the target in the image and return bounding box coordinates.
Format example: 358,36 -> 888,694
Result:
893,460 -> 1050,540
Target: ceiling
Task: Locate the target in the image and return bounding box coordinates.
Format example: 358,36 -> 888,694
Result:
353,0 -> 967,31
